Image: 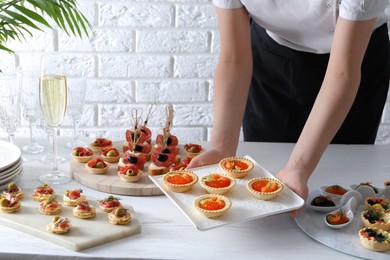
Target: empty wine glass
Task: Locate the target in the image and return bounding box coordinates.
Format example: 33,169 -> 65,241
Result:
21,69 -> 45,153
66,77 -> 87,148
0,69 -> 22,144
39,54 -> 70,185
40,122 -> 67,165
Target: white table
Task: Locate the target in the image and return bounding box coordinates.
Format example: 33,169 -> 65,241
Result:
1,137 -> 389,260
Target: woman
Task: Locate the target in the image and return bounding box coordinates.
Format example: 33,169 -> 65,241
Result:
187,0 -> 390,215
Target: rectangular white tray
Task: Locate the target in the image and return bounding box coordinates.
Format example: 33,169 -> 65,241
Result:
149,155 -> 304,230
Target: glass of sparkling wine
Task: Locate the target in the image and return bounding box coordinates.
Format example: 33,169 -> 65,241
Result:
39,54 -> 70,185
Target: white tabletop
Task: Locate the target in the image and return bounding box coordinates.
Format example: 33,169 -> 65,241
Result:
1,137 -> 389,260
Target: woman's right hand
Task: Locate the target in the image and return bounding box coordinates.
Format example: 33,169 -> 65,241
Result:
186,149 -> 230,169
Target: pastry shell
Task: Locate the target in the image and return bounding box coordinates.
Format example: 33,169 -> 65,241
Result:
193,194 -> 232,218
359,227 -> 390,252
247,177 -> 284,200
71,154 -> 93,163
0,201 -> 21,213
200,173 -> 236,195
219,157 -> 254,178
365,197 -> 390,212
361,210 -> 390,230
163,170 -> 198,193
85,162 -> 110,175
100,154 -> 120,163
118,170 -> 143,183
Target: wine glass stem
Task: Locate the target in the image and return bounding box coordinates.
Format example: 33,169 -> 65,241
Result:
52,127 -> 59,176
73,118 -> 80,142
29,122 -> 37,145
8,133 -> 15,144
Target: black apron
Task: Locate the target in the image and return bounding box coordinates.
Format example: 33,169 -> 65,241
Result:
243,22 -> 390,144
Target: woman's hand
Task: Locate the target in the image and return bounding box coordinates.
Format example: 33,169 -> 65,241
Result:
186,149 -> 229,169
275,166 -> 309,218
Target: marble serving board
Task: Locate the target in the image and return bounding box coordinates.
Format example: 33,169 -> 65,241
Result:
70,141 -> 164,196
0,189 -> 141,251
295,189 -> 390,259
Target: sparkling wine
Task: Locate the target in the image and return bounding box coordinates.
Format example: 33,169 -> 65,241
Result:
39,75 -> 67,127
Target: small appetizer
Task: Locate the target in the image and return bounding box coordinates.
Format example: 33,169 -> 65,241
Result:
356,182 -> 380,194
71,147 -> 94,163
193,194 -> 232,218
124,142 -> 152,161
73,200 -> 96,219
247,177 -> 284,200
118,152 -> 147,171
184,143 -> 204,159
310,195 -> 336,207
99,147 -> 120,163
324,185 -> 348,196
169,162 -> 188,172
85,158 -> 109,174
361,210 -> 390,230
326,209 -> 350,225
39,196 -> 62,215
118,165 -> 142,183
0,194 -> 21,213
219,157 -> 254,178
359,227 -> 390,252
63,189 -> 86,206
163,170 -> 198,193
385,181 -> 390,188
32,184 -> 55,202
108,206 -> 132,225
200,173 -> 236,195
98,195 -> 122,213
365,197 -> 390,212
47,216 -> 71,234
148,149 -> 180,175
1,182 -> 23,200
90,137 -> 112,152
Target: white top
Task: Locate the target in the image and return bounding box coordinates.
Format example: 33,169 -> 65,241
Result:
212,0 -> 389,53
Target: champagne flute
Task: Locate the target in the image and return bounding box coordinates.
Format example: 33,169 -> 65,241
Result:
39,54 -> 70,185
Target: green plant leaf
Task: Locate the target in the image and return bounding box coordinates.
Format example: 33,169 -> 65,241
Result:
3,9 -> 41,30
13,4 -> 51,28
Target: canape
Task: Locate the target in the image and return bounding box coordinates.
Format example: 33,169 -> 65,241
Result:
85,158 -> 109,174
163,170 -> 198,193
323,185 -> 348,196
365,197 -> 390,212
39,196 -> 62,215
63,189 -> 86,206
0,194 -> 21,213
200,173 -> 236,195
98,195 -> 122,213
310,195 -> 336,207
361,210 -> 390,230
118,152 -> 147,171
108,206 -> 132,225
219,157 -> 254,178
71,147 -> 94,163
193,194 -> 232,218
118,165 -> 142,183
99,147 -> 121,163
1,182 -> 23,200
73,200 -> 96,219
247,177 -> 284,200
326,209 -> 350,226
32,184 -> 55,202
90,137 -> 112,152
184,143 -> 204,159
47,216 -> 71,234
359,227 -> 390,252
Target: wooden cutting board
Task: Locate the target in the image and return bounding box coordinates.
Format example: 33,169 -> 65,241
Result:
0,189 -> 141,251
70,142 -> 164,196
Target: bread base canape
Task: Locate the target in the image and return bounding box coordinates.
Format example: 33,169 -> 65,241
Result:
0,196 -> 21,213
98,195 -> 122,213
63,189 -> 86,207
108,206 -> 132,225
39,196 -> 62,215
47,216 -> 71,234
73,201 -> 96,219
1,182 -> 23,200
32,184 -> 55,202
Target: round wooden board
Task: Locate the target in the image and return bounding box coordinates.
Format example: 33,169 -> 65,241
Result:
70,142 -> 165,196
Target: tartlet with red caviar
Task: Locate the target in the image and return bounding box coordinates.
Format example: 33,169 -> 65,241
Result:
99,147 -> 121,163
118,165 -> 142,183
193,194 -> 232,218
71,147 -> 94,163
247,177 -> 284,200
163,170 -> 198,193
219,157 -> 254,178
85,158 -> 109,174
200,173 -> 236,195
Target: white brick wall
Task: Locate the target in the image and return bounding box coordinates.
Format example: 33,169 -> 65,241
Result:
3,0 -> 390,144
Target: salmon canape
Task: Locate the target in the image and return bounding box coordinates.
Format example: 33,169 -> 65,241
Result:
90,137 -> 112,152
32,184 -> 55,202
184,143 -> 204,159
219,157 -> 254,178
118,165 -> 142,183
163,170 -> 198,193
98,195 -> 122,213
73,200 -> 96,219
47,216 -> 71,234
71,147 -> 94,163
99,147 -> 121,163
200,173 -> 236,195
63,189 -> 86,207
359,227 -> 390,252
361,210 -> 390,230
39,196 -> 62,215
85,158 -> 109,174
1,182 -> 23,200
247,177 -> 284,200
0,193 -> 21,213
365,197 -> 390,212
193,194 -> 232,218
108,206 -> 132,225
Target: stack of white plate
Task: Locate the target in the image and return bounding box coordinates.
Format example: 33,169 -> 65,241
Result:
0,141 -> 23,190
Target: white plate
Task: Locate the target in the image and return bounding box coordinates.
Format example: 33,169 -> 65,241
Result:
0,158 -> 22,179
0,170 -> 23,190
0,141 -> 21,171
149,155 -> 304,231
296,190 -> 390,259
0,164 -> 23,186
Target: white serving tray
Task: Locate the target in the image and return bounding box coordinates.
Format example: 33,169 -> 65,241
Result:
149,155 -> 304,230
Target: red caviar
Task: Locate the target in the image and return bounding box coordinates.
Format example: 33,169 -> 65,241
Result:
252,180 -> 279,193
166,173 -> 193,185
199,197 -> 226,210
204,174 -> 231,188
